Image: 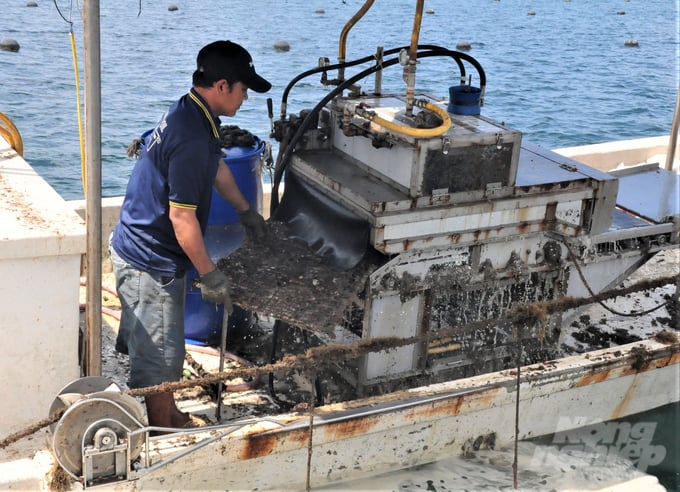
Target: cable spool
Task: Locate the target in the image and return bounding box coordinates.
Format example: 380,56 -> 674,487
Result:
49,377 -> 146,483
0,112 -> 23,156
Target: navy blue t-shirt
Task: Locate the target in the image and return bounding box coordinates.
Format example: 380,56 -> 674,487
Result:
112,89 -> 223,276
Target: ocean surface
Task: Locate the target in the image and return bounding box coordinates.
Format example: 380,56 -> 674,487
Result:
1,0 -> 678,201
1,0 -> 679,490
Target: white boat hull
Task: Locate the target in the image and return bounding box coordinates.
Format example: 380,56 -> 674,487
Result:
111,338 -> 678,490
0,130 -> 677,490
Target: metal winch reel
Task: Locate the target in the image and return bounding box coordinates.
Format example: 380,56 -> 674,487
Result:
49,377 -> 147,487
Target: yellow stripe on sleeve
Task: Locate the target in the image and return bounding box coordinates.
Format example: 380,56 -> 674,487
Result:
169,201 -> 198,211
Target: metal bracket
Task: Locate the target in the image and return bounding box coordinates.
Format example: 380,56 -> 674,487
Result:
82,423 -> 132,488
485,181 -> 502,196
442,136 -> 451,155
432,188 -> 450,205
495,132 -> 504,150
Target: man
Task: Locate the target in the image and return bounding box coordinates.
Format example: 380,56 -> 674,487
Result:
110,40 -> 270,429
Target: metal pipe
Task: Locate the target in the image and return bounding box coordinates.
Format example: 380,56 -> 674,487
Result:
83,0 -> 102,376
215,310 -> 229,420
374,46 -> 383,95
405,0 -> 425,116
337,0 -> 375,82
665,85 -> 680,170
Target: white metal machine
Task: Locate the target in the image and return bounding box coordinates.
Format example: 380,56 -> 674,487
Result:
269,51 -> 678,394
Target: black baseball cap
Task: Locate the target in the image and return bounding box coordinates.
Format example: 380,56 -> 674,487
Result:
195,40 -> 271,93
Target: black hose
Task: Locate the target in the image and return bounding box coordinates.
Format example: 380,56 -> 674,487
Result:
268,319 -> 293,410
280,44 -> 475,115
301,329 -> 325,407
270,47 -> 487,215
270,54 -> 402,213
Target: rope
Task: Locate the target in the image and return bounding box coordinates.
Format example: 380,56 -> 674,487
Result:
0,273 -> 676,450
305,371 -> 316,492
512,341 -> 521,490
560,237 -> 672,317
0,408 -> 64,450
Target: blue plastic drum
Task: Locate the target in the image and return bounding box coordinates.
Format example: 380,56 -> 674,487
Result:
447,85 -> 482,115
136,128 -> 263,345
185,139 -> 264,345
208,140 -> 264,225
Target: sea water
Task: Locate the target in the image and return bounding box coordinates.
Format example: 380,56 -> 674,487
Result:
1,0 -> 678,490
1,0 -> 677,201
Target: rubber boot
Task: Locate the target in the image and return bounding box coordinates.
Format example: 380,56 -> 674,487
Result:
145,392 -> 189,433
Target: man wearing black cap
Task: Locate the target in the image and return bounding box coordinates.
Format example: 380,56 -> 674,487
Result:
110,40 -> 271,430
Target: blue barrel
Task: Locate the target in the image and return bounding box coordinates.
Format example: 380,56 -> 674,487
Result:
208,139 -> 264,225
184,138 -> 264,345
184,287 -> 225,346
136,128 -> 262,345
447,85 -> 482,115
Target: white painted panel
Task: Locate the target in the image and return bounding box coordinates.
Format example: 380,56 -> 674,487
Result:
383,206 -> 546,240
566,255 -> 643,297
365,294 -> 420,379
0,254 -> 81,436
479,236 -> 547,269
332,122 -> 415,189
0,143 -> 85,259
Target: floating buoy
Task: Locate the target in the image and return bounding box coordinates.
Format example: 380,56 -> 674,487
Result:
528,9 -> 536,15
426,8 -> 435,14
26,1 -> 38,6
168,4 -> 178,11
273,40 -> 290,52
314,8 -> 325,14
456,40 -> 472,51
624,39 -> 639,47
617,9 -> 626,15
0,39 -> 20,52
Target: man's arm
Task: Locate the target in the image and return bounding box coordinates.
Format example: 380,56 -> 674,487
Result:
213,161 -> 267,240
213,161 -> 249,212
168,205 -> 214,275
170,205 -> 233,310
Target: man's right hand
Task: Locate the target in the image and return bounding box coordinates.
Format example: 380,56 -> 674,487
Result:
198,268 -> 233,314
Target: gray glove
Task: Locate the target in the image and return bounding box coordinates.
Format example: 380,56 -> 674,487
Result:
198,268 -> 233,314
238,207 -> 266,241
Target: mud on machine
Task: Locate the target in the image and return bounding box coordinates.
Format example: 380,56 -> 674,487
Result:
264,12 -> 677,396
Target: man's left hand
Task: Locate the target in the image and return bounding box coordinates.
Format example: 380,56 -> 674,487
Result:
239,207 -> 267,241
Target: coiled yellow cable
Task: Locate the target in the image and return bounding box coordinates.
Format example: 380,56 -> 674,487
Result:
0,111 -> 23,156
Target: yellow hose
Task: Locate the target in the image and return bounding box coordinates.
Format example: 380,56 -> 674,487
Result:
408,0 -> 424,64
404,0 -> 425,115
0,112 -> 23,156
359,100 -> 452,139
70,30 -> 86,194
338,0 -> 374,80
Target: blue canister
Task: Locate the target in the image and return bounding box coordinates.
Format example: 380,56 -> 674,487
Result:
447,85 -> 482,115
138,129 -> 264,225
135,128 -> 263,346
185,138 -> 264,345
208,139 -> 265,225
